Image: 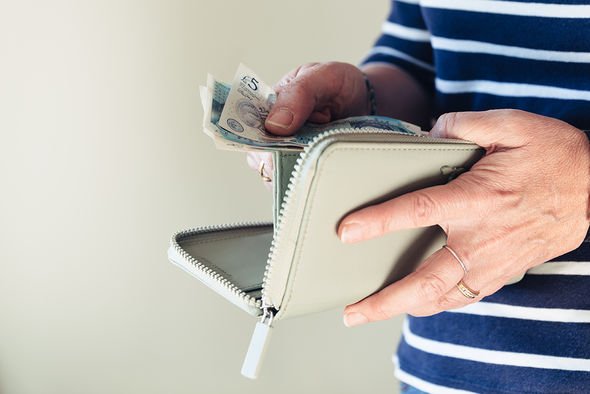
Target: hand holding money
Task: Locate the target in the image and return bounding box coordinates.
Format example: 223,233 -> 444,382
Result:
263,62 -> 373,135
200,65 -> 421,151
201,63 -> 422,186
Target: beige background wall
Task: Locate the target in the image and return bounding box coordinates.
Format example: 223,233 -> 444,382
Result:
0,1 -> 405,393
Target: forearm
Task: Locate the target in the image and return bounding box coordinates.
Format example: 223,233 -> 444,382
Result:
361,63 -> 433,130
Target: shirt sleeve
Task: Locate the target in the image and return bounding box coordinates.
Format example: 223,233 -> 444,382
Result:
361,0 -> 435,94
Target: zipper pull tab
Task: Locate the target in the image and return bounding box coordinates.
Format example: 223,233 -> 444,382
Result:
241,307 -> 274,379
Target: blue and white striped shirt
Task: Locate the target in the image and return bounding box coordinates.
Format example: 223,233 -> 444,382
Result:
362,1 -> 590,392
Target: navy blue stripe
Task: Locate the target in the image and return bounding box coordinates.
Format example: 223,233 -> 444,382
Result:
423,8 -> 590,51
434,93 -> 590,130
553,238 -> 590,260
408,313 -> 590,358
483,274 -> 590,309
376,35 -> 433,64
397,338 -> 590,393
390,1 -> 429,30
434,51 -> 590,91
498,0 -> 590,5
489,0 -> 590,3
363,54 -> 435,93
379,2 -> 590,391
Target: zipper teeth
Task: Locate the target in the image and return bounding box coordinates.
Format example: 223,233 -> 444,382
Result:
260,126 -> 424,307
171,221 -> 271,309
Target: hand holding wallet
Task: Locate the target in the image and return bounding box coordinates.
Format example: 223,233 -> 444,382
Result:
168,65 -> 489,378
168,127 -> 484,378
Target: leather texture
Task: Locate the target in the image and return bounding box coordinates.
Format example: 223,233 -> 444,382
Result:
169,131 -> 486,321
266,134 -> 483,319
169,225 -> 272,316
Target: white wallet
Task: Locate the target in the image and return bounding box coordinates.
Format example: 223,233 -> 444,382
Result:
167,125 -> 487,378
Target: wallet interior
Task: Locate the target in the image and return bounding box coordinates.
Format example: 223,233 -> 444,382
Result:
174,225 -> 273,303
169,153 -> 302,316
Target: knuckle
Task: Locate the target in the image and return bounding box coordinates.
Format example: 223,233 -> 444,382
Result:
435,294 -> 456,311
410,192 -> 439,225
418,272 -> 449,302
369,293 -> 394,321
380,213 -> 395,235
440,112 -> 459,132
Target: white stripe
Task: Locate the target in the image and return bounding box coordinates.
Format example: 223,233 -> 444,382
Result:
448,301 -> 590,323
393,355 -> 476,394
403,319 -> 590,371
420,0 -> 590,18
431,36 -> 590,63
382,21 -> 431,42
367,46 -> 435,72
527,261 -> 590,275
436,78 -> 590,101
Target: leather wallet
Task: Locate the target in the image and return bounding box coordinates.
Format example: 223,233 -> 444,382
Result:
168,128 -> 485,378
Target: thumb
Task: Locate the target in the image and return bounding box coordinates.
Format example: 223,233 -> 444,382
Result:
265,84 -> 318,136
265,62 -> 361,136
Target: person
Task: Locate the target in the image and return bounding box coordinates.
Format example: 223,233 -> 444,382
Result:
247,1 -> 590,392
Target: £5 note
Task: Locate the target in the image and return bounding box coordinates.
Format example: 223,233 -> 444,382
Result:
218,64 -> 281,144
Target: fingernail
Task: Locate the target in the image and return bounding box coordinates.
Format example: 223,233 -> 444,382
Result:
266,107 -> 294,129
339,222 -> 363,243
343,312 -> 368,328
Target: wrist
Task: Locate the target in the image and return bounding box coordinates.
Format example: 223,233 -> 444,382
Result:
361,72 -> 377,116
360,63 -> 433,128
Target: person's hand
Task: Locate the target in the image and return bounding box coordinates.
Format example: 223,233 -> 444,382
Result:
337,109 -> 590,327
246,151 -> 274,191
264,62 -> 371,136
246,61 -> 370,186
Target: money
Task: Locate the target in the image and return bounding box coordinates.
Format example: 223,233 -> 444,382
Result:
219,64 -> 277,143
200,64 -> 423,151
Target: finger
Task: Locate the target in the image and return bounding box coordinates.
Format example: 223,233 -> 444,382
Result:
408,272 -> 485,317
430,110 -> 532,148
265,64 -> 339,136
263,179 -> 273,191
246,151 -> 273,172
308,108 -> 332,124
246,152 -> 258,171
342,247 -> 465,327
408,257 -> 523,316
338,182 -> 475,244
245,152 -> 274,189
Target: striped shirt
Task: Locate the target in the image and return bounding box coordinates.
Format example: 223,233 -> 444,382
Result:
362,1 -> 590,392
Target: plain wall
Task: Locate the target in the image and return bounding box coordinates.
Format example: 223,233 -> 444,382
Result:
0,1 -> 405,393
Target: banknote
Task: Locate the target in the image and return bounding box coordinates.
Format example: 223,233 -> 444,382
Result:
201,64 -> 423,151
219,64 -> 278,143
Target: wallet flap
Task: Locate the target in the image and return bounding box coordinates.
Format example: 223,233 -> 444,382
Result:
168,223 -> 273,316
265,133 -> 484,319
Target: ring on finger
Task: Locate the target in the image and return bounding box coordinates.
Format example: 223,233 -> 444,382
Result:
456,280 -> 480,299
258,161 -> 272,182
443,244 -> 468,275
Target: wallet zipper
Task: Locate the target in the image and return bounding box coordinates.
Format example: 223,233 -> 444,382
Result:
242,126 -> 437,378
170,222 -> 270,312
260,126 -> 433,312
175,127 -> 469,378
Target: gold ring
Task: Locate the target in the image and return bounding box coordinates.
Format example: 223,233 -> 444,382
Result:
456,280 -> 480,299
258,161 -> 272,182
